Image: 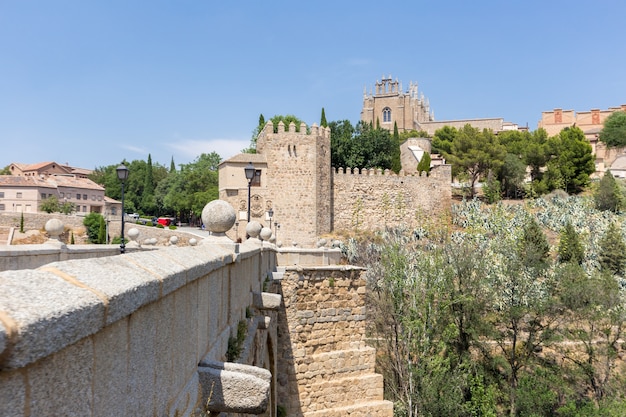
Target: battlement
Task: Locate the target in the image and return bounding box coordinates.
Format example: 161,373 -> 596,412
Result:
333,164 -> 450,179
260,120 -> 331,139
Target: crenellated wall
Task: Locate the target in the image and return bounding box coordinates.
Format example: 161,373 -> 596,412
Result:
331,164 -> 452,232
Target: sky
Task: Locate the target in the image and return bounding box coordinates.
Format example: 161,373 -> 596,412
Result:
1,1 -> 625,171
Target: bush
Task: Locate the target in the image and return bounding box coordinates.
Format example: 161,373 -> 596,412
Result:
83,212 -> 105,243
146,221 -> 153,227
156,223 -> 164,229
168,225 -> 177,230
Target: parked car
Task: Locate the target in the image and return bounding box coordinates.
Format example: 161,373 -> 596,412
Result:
157,217 -> 172,226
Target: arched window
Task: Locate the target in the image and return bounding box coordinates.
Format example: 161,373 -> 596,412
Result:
382,107 -> 391,123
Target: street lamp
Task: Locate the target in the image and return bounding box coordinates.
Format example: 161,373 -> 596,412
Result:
245,162 -> 255,222
116,164 -> 129,254
267,208 -> 274,231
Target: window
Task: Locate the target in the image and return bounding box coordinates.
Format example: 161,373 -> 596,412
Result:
41,193 -> 46,199
0,204 -> 4,211
76,194 -> 81,200
82,205 -> 87,212
16,192 -> 22,198
382,107 -> 391,123
111,207 -> 117,215
60,192 -> 64,198
91,195 -> 96,201
97,196 -> 102,201
0,192 -> 4,198
83,194 -> 87,200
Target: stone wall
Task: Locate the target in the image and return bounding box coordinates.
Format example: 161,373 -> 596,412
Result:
275,266 -> 393,417
0,240 -> 278,416
331,164 -> 452,233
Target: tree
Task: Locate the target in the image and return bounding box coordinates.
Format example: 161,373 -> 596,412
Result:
518,216 -> 550,269
0,165 -> 10,175
558,221 -> 584,264
443,124 -> 506,197
270,114 -> 307,133
595,170 -> 624,212
543,127 -> 595,194
243,113 -> 266,153
97,214 -> 107,244
500,154 -> 527,199
598,222 -> 626,276
391,121 -> 401,173
83,212 -> 105,243
170,156 -> 176,173
39,195 -> 60,213
329,120 -> 355,168
599,111 -> 626,148
432,126 -> 457,155
320,108 -> 327,128
416,152 -> 431,176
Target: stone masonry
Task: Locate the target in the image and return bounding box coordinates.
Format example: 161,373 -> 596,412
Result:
275,266 -> 393,417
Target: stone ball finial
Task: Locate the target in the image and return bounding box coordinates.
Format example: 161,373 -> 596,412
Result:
128,228 -> 139,242
169,235 -> 179,245
201,200 -> 236,234
246,221 -> 262,239
45,218 -> 64,239
189,238 -> 198,246
259,227 -> 272,241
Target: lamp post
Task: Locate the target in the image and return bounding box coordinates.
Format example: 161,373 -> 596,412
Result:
116,164 -> 129,254
267,208 -> 274,232
244,162 -> 255,238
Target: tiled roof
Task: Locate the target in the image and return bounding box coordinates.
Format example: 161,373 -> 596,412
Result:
0,174 -> 104,191
221,153 -> 267,165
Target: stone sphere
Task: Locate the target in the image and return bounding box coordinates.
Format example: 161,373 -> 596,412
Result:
201,200 -> 236,233
246,221 -> 262,238
149,238 -> 158,245
316,238 -> 327,248
45,218 -> 64,237
189,238 -> 198,246
128,228 -> 140,241
259,227 -> 272,241
170,236 -> 179,245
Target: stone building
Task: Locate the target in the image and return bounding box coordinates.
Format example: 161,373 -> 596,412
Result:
538,105 -> 626,176
360,75 -> 511,136
219,121 -> 452,247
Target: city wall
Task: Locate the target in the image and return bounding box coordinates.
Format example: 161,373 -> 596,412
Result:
331,164 -> 452,232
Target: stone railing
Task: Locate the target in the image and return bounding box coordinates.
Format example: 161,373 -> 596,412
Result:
0,237 -> 279,416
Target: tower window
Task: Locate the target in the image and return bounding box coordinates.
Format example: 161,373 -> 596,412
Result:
383,107 -> 391,123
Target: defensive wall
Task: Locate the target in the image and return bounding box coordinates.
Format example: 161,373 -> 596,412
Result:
331,164 -> 452,232
0,225 -> 392,416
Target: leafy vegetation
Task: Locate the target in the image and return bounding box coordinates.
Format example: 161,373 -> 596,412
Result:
599,111 -> 626,148
346,195 -> 626,416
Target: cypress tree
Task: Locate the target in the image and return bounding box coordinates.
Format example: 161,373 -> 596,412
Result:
558,222 -> 584,265
599,222 -> 626,275
391,121 -> 401,173
97,215 -> 106,244
417,152 -> 432,176
518,217 -> 550,268
320,108 -> 327,128
594,170 -> 624,212
170,156 -> 176,173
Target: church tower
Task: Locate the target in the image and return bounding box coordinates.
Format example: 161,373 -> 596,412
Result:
361,75 -> 434,132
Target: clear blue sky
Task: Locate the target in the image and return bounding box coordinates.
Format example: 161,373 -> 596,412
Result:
2,1 -> 625,170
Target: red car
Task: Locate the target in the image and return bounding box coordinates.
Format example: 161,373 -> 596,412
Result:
157,217 -> 172,226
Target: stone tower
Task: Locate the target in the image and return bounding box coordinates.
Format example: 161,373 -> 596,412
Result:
361,74 -> 434,132
256,121 -> 332,246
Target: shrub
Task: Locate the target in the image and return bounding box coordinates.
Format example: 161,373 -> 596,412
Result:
156,223 -> 164,229
168,225 -> 177,230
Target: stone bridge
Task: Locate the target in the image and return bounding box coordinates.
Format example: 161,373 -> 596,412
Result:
0,202 -> 393,416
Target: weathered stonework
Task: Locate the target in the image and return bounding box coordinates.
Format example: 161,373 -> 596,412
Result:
275,267 -> 393,417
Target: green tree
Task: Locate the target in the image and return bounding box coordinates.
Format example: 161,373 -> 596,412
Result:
270,114 -> 307,133
97,214 -> 107,244
0,165 -> 10,175
398,129 -> 430,142
416,152 -> 431,176
329,120 -> 355,168
599,111 -> 626,148
39,195 -> 60,213
595,170 -> 624,212
20,211 -> 24,233
320,107 -> 327,128
443,124 -> 507,197
543,127 -> 595,194
244,113 -> 266,153
170,156 -> 176,173
558,221 -> 584,264
83,212 -> 105,243
598,222 -> 626,276
432,125 -> 457,155
518,216 -> 550,269
500,153 -> 527,199
391,121 -> 401,173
